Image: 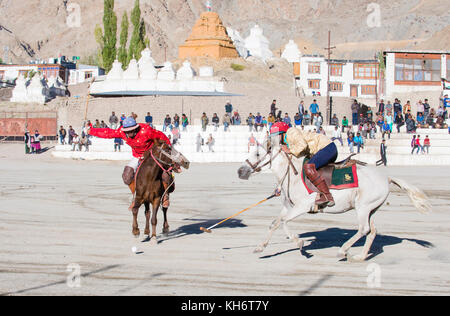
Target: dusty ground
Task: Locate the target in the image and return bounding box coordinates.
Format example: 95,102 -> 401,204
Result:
0,143 -> 449,296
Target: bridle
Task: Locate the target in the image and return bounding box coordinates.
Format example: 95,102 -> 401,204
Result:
149,143 -> 177,173
245,140 -> 282,174
245,138 -> 297,206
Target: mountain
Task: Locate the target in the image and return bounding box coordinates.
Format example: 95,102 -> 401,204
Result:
0,0 -> 448,65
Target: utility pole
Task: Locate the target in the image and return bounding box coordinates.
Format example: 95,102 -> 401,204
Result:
324,31 -> 336,125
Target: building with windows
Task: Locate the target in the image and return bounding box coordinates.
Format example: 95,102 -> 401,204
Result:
0,64 -> 69,83
384,50 -> 449,97
68,64 -> 105,85
294,55 -> 380,100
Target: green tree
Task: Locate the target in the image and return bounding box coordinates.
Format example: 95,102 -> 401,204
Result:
94,24 -> 104,68
102,0 -> 117,72
0,57 -> 3,64
118,11 -> 129,69
128,0 -> 146,61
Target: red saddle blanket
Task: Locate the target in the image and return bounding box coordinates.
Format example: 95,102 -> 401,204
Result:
301,160 -> 359,194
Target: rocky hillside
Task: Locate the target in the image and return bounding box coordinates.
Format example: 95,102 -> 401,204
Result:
0,0 -> 448,65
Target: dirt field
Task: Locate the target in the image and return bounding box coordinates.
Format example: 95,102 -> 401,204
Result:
0,143 -> 449,296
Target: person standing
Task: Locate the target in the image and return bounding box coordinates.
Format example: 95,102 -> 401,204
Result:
223,113 -> 231,132
298,100 -> 305,117
206,134 -> 215,152
354,132 -> 364,153
201,113 -> 209,132
309,99 -> 319,115
173,114 -> 180,129
423,135 -> 431,154
376,139 -> 387,166
225,100 -> 233,117
59,126 -> 67,145
393,99 -> 402,117
351,100 -> 359,125
114,137 -> 123,152
181,114 -> 189,131
163,115 -> 172,132
416,100 -> 424,118
423,99 -> 431,120
24,131 -> 31,154
109,112 -> 119,129
378,99 -> 385,115
247,113 -> 255,132
411,135 -> 418,154
270,100 -> 277,116
196,133 -> 203,152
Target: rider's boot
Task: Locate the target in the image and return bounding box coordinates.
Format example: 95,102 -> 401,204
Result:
304,163 -> 335,207
161,172 -> 174,208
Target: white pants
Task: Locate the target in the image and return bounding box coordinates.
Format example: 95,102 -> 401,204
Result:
127,157 -> 140,172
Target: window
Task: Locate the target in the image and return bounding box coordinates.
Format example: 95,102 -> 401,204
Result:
329,82 -> 343,92
395,54 -> 441,84
85,71 -> 93,80
308,79 -> 320,89
361,85 -> 377,95
330,64 -> 343,76
308,62 -> 321,74
354,63 -> 378,79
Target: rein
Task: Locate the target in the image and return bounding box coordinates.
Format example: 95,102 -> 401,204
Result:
150,144 -> 174,173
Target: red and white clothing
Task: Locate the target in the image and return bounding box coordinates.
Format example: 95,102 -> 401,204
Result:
89,123 -> 171,170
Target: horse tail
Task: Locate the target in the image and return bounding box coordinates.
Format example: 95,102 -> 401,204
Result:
389,177 -> 432,214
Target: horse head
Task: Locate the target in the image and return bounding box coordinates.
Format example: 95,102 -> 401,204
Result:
150,139 -> 190,173
238,135 -> 281,180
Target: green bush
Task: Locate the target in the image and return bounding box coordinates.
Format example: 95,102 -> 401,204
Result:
231,63 -> 245,71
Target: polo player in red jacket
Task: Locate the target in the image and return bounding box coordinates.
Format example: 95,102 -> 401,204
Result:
88,117 -> 175,208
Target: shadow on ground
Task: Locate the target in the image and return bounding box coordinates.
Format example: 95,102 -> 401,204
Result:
158,218 -> 247,243
259,227 -> 434,260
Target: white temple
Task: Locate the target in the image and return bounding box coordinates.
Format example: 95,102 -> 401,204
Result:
90,48 -> 226,95
226,27 -> 249,58
281,40 -> 301,63
244,25 -> 273,62
10,74 -> 61,104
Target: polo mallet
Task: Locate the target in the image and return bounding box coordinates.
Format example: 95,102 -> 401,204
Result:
200,193 -> 278,234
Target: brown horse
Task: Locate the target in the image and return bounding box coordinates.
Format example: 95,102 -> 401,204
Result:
131,140 -> 188,244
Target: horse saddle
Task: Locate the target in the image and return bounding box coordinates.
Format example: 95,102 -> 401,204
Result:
302,154 -> 365,194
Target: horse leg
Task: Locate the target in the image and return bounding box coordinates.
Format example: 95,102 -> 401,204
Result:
131,201 -> 142,237
162,207 -> 169,235
281,205 -> 312,252
254,216 -> 282,253
337,207 -> 373,259
144,202 -> 151,237
352,219 -> 377,262
149,198 -> 161,246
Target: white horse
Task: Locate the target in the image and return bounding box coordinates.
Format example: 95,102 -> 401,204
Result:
237,138 -> 431,261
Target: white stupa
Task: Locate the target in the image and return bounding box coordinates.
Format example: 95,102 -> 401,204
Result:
157,62 -> 176,81
138,48 -> 157,80
123,59 -> 140,80
26,75 -> 47,104
107,60 -> 124,80
227,27 -> 249,58
10,74 -> 29,103
177,61 -> 195,80
281,40 -> 301,63
244,24 -> 273,62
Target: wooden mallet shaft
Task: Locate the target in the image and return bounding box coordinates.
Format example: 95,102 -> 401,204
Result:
200,194 -> 277,234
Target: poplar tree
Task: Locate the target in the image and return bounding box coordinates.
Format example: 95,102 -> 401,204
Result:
102,0 -> 117,72
128,0 -> 146,61
118,11 -> 129,69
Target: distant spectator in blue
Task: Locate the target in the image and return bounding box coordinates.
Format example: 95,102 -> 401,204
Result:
294,113 -> 302,126
225,101 -> 233,116
309,99 -> 319,115
382,120 -> 391,140
442,94 -> 450,119
163,115 -> 172,132
145,112 -> 153,127
354,132 -> 364,153
283,113 -> 292,127
120,113 -> 126,126
254,112 -> 263,132
114,138 -> 123,152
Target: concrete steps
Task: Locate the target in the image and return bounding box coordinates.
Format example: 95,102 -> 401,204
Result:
52,125 -> 450,165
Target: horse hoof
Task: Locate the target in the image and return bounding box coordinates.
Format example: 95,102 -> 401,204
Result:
253,246 -> 264,254
337,250 -> 347,259
350,254 -> 366,262
132,229 -> 140,238
162,227 -> 170,236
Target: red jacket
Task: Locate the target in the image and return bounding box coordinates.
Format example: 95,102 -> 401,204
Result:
89,123 -> 171,158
